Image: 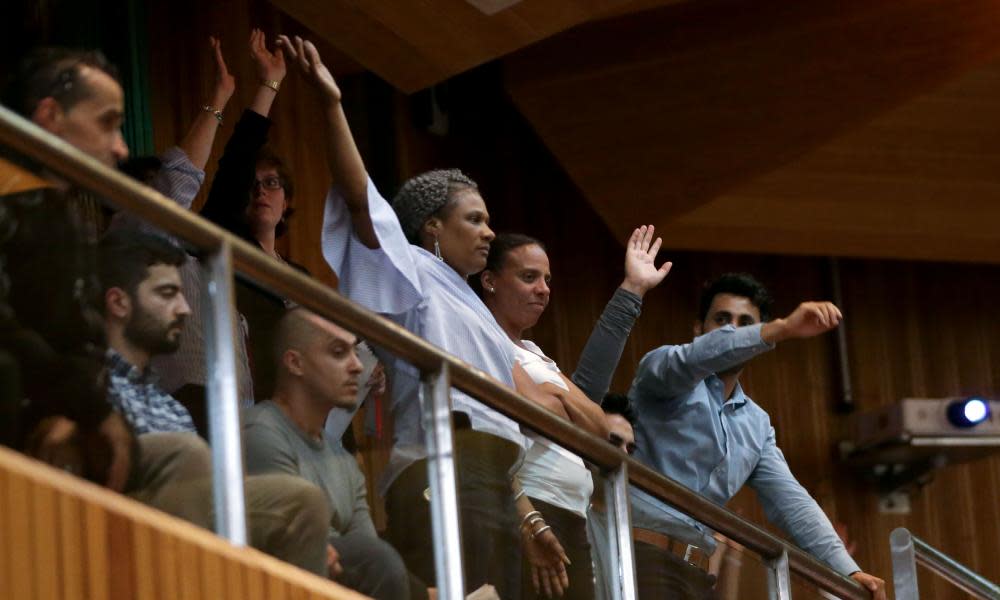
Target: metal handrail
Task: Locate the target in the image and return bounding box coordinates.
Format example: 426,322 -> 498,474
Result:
0,103 -> 867,600
891,528 -> 1000,599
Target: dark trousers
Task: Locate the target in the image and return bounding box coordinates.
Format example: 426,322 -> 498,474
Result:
332,529 -> 430,600
385,429 -> 522,599
524,498 -> 595,600
635,541 -> 718,600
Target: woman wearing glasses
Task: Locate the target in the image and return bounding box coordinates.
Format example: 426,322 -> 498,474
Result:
478,228 -> 670,599
199,30 -> 305,400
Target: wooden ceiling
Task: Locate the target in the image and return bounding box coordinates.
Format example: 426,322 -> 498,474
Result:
504,0 -> 1000,263
272,0 -> 1000,263
267,0 -> 674,93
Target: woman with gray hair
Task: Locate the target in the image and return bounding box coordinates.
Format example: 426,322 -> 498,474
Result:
281,35 -> 535,597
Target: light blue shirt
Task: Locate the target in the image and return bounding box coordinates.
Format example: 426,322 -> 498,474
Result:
322,178 -> 525,494
628,324 -> 860,576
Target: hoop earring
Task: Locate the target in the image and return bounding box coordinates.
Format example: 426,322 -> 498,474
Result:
433,236 -> 443,261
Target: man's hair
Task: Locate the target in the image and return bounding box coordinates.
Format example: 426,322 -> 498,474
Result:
272,307 -> 323,371
2,47 -> 120,117
602,393 -> 637,426
392,169 -> 478,244
97,229 -> 186,304
698,272 -> 773,323
254,147 -> 296,237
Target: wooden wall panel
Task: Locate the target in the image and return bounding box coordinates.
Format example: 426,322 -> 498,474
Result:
0,447 -> 365,600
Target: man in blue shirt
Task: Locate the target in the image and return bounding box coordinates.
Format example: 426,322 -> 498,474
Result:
628,273 -> 885,599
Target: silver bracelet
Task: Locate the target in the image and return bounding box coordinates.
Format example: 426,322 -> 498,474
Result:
531,525 -> 552,539
519,510 -> 542,529
201,105 -> 223,124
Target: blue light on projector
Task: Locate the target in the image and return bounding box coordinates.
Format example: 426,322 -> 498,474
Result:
947,397 -> 991,428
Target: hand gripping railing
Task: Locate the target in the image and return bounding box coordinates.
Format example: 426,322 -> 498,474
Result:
0,104 -> 868,600
890,528 -> 1000,599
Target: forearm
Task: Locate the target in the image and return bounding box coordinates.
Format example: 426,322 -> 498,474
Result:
177,109 -> 223,170
637,325 -> 773,397
322,99 -> 377,248
558,377 -> 611,438
248,83 -> 279,118
570,287 -> 642,402
180,53 -> 234,172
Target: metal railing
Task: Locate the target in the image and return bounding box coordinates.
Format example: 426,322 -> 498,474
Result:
0,104 -> 868,600
890,528 -> 1000,599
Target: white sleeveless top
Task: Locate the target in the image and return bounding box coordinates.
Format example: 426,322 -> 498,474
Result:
514,340 -> 594,518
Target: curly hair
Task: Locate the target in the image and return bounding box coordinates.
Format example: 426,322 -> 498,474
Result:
391,169 -> 478,244
698,272 -> 773,323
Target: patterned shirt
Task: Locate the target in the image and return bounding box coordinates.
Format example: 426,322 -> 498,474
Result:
107,146 -> 255,405
106,349 -> 197,435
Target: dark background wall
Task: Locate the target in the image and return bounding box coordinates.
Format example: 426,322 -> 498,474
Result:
7,0 -> 1000,596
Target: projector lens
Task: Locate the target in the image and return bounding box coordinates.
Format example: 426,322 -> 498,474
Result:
964,399 -> 988,423
947,397 -> 991,428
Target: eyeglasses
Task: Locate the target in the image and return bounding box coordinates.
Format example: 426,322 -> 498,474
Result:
608,433 -> 636,455
252,176 -> 283,191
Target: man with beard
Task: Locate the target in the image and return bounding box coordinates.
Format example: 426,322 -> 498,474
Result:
628,273 -> 885,599
98,229 -> 332,576
100,229 -> 196,434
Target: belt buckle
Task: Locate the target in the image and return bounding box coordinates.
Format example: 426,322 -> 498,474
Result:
683,544 -> 695,565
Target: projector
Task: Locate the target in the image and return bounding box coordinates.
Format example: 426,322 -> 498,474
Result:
844,397 -> 1000,469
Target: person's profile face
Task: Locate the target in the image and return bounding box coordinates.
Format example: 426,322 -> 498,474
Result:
435,189 -> 495,277
53,66 -> 129,168
299,316 -> 365,410
124,264 -> 190,355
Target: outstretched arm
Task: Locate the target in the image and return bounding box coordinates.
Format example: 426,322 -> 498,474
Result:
760,301 -> 842,344
248,28 -> 286,118
572,225 -> 670,401
177,36 -> 235,169
278,35 -> 376,248
200,29 -> 285,235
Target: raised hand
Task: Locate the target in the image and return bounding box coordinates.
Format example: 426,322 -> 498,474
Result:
277,35 -> 342,103
620,224 -> 673,298
249,28 -> 286,86
762,301 -> 843,344
209,36 -> 235,108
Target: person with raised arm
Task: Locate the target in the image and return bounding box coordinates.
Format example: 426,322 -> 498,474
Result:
628,273 -> 886,600
200,29 -> 310,400
112,37 -> 255,428
477,228 -> 670,598
279,33 -> 526,597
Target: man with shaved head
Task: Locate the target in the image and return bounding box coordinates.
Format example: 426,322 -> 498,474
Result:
243,308 -> 430,600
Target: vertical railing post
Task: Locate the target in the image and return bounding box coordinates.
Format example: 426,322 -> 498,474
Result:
767,549 -> 792,600
890,528 -> 920,600
422,362 -> 465,599
200,241 -> 247,544
604,461 -> 638,600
